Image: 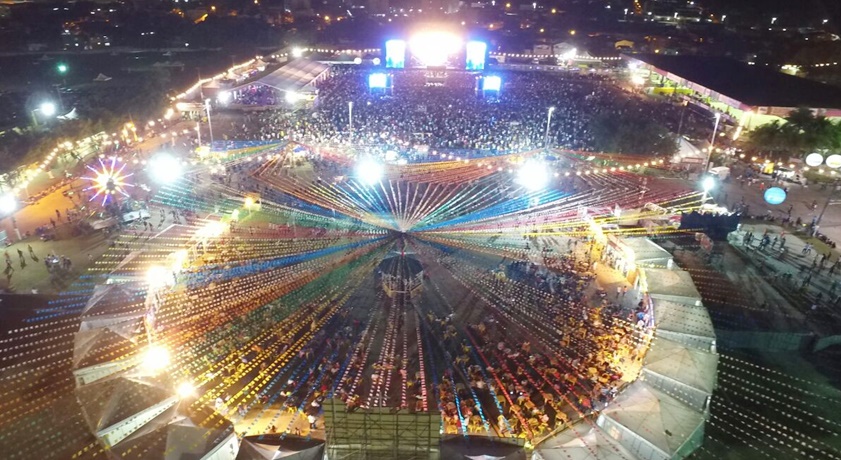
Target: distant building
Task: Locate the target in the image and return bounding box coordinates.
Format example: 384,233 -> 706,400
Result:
626,54 -> 841,129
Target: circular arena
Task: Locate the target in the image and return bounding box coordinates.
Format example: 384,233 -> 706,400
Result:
1,47 -> 718,460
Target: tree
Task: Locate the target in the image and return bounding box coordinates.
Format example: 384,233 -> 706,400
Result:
744,107 -> 841,158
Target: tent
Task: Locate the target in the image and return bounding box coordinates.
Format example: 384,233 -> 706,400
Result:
236,434 -> 325,460
439,435 -> 526,460
236,58 -> 329,95
535,422 -> 635,460
652,299 -> 716,351
639,267 -> 702,306
597,381 -> 707,460
642,337 -> 718,411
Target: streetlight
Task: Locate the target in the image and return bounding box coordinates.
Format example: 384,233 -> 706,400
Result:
348,101 -> 354,139
31,101 -> 57,126
517,159 -> 550,191
544,106 -> 556,149
624,8 -> 628,20
771,17 -> 777,25
721,14 -> 726,22
204,99 -> 214,146
703,112 -> 721,173
701,176 -> 715,203
0,194 -> 16,214
40,101 -> 57,117
149,153 -> 183,184
57,63 -> 68,74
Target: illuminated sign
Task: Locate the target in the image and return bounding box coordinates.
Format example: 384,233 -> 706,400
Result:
368,73 -> 388,89
483,75 -> 501,91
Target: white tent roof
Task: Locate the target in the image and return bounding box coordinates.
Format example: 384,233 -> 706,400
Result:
642,268 -> 702,305
601,381 -> 706,457
614,237 -> 672,265
653,299 -> 715,340
536,423 -> 635,460
246,58 -> 328,93
644,337 -> 719,394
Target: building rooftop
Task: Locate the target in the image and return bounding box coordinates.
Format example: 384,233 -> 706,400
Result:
629,54 -> 841,109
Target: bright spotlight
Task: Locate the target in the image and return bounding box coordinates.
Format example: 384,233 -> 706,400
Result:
410,32 -> 461,67
146,266 -> 173,288
353,57 -> 362,65
372,57 -> 381,65
702,176 -> 716,192
356,158 -> 384,185
141,345 -> 170,372
291,47 -> 303,58
176,382 -> 196,399
285,91 -> 302,104
516,160 -> 550,191
39,102 -> 57,117
0,194 -> 16,214
217,91 -> 231,104
149,153 -> 183,184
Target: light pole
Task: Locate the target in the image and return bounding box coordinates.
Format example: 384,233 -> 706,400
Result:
624,8 -> 628,20
31,101 -> 57,127
204,99 -> 214,146
348,101 -> 353,139
703,112 -> 721,173
701,176 -> 715,204
544,106 -> 556,150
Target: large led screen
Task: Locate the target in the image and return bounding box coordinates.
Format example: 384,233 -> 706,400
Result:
465,41 -> 488,70
482,75 -> 501,91
368,73 -> 388,89
385,40 -> 406,69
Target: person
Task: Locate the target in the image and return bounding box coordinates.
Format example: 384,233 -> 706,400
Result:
307,414 -> 317,429
28,244 -> 36,260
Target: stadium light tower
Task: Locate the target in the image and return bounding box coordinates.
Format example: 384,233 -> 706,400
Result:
544,106 -> 556,149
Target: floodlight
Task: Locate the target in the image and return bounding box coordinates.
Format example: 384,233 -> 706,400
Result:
356,158 -> 384,185
146,266 -> 173,288
372,57 -> 381,65
702,176 -> 715,192
39,102 -> 57,117
409,32 -> 461,67
149,153 -> 183,184
217,91 -> 231,104
291,47 -> 303,58
176,382 -> 196,399
285,91 -> 302,104
516,160 -> 550,191
353,57 -> 362,65
0,194 -> 16,214
141,345 -> 170,372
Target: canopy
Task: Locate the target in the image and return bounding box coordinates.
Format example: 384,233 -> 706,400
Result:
642,337 -> 718,411
599,381 -> 706,458
652,299 -> 716,350
243,58 -> 329,94
236,434 -> 325,460
535,423 -> 635,460
641,267 -> 702,305
439,435 -> 526,460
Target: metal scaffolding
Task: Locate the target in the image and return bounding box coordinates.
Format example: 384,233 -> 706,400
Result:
323,398 -> 442,459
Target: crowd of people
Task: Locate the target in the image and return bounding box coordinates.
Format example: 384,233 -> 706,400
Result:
224,67 -> 706,157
